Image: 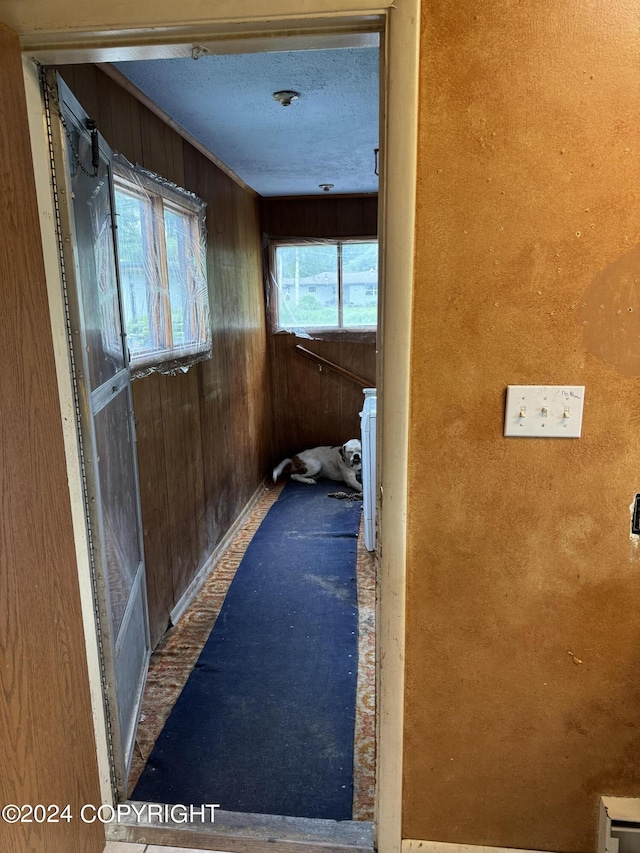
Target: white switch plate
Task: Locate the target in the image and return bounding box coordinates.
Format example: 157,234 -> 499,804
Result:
504,385 -> 585,438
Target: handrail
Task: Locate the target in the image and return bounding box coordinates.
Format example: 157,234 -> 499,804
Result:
295,344 -> 374,388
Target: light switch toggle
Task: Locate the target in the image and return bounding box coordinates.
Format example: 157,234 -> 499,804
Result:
563,406 -> 570,418
519,406 -> 527,418
541,406 -> 548,418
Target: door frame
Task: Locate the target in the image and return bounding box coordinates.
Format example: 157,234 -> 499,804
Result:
20,2 -> 418,850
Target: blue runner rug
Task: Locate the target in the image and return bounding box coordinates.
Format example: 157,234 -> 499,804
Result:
133,479 -> 362,819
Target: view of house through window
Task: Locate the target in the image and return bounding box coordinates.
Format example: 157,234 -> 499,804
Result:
272,239 -> 378,331
113,155 -> 211,375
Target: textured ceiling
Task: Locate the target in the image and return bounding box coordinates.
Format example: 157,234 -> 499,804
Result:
113,46 -> 379,197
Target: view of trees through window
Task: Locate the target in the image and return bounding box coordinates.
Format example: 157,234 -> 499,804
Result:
274,240 -> 378,329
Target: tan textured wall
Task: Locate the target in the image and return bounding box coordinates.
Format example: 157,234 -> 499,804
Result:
404,1 -> 640,851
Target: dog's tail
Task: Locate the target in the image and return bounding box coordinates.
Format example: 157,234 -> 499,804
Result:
272,458 -> 293,482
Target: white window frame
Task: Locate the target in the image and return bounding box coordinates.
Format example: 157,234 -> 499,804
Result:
113,157 -> 211,377
269,237 -> 378,334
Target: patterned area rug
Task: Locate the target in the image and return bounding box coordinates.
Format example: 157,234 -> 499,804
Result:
128,482 -> 375,821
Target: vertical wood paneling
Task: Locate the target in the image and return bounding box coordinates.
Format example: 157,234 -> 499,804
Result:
260,195 -> 378,239
108,75 -> 137,163
157,368 -> 206,603
94,68 -> 113,144
0,29 -> 103,853
127,93 -> 144,165
186,145 -> 272,561
268,335 -> 376,461
61,65 -> 271,649
64,64 -> 101,124
260,195 -> 378,462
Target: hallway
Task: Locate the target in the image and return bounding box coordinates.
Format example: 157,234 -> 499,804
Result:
128,483 -> 376,820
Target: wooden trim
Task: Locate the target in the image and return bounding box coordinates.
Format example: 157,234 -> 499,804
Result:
18,14 -> 386,61
22,54 -> 114,808
108,806 -> 373,852
295,344 -> 373,387
274,328 -> 377,344
375,2 -> 420,850
403,843 -> 554,853
100,62 -> 258,197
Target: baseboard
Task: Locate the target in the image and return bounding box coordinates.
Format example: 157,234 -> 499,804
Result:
403,842 -> 552,853
169,479 -> 270,627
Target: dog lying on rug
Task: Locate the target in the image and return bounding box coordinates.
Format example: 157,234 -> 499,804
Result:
273,439 -> 363,493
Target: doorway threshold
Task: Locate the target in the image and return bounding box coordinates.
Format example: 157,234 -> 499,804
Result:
106,804 -> 374,853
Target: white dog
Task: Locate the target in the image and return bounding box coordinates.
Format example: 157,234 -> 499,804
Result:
273,439 -> 363,493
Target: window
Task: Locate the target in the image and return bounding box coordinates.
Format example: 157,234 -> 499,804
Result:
271,239 -> 378,332
113,155 -> 211,376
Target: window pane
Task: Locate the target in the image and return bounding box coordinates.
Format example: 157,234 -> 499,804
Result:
342,242 -> 379,327
115,188 -> 164,357
276,244 -> 339,328
164,205 -> 192,348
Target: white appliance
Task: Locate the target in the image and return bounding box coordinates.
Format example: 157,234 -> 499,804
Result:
360,388 -> 377,551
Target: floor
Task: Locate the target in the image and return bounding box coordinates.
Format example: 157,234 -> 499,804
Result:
104,844 -> 228,852
127,481 -> 376,820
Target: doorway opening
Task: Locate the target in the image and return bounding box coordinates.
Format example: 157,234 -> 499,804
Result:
41,27 -> 379,850
23,4 -> 416,849
105,40 -> 379,821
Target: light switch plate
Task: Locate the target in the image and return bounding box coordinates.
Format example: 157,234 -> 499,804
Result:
504,385 -> 585,437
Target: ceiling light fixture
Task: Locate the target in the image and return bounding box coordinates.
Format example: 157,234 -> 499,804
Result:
273,90 -> 300,107
319,184 -> 334,192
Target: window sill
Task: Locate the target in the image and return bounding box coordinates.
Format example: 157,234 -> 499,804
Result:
130,347 -> 212,380
272,327 -> 377,344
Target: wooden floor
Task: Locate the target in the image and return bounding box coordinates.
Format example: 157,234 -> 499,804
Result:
128,482 -> 376,820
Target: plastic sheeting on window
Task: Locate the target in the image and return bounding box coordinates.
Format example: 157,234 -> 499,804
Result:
264,236 -> 379,340
112,152 -> 211,378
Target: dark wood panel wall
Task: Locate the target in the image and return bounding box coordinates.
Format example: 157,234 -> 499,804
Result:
260,196 -> 378,462
61,65 -> 271,648
1,31 -> 103,853
260,195 -> 378,239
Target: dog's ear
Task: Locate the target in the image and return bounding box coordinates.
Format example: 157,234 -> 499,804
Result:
339,445 -> 346,460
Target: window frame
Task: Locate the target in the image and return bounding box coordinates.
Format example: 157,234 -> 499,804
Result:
112,155 -> 211,377
268,237 -> 379,337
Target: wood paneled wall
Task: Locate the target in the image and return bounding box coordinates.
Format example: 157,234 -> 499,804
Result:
61,65 -> 271,648
0,30 -> 103,853
260,196 -> 378,461
260,195 -> 378,239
